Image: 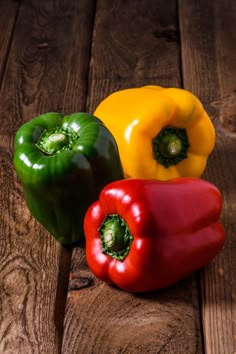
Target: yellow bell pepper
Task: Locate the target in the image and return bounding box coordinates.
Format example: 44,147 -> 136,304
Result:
94,85 -> 215,180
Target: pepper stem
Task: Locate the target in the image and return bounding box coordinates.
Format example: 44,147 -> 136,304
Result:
36,127 -> 78,155
47,133 -> 69,150
160,134 -> 182,157
152,126 -> 190,168
99,214 -> 133,261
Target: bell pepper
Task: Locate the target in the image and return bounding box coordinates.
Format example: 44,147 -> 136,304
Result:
94,85 -> 216,180
84,178 -> 225,293
13,112 -> 124,246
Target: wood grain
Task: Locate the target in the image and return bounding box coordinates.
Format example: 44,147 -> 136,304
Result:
87,0 -> 182,111
66,250 -> 201,354
0,0 -> 20,85
179,1 -> 236,353
62,1 -> 203,353
1,1 -> 234,352
0,1 -> 95,353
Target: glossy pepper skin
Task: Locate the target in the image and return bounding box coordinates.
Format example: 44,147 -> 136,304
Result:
84,178 -> 225,293
14,112 -> 124,246
94,85 -> 216,180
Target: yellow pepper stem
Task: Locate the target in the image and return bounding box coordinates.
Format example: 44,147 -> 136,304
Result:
152,127 -> 190,168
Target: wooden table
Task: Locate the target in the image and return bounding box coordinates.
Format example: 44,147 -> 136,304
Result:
0,1 -> 235,353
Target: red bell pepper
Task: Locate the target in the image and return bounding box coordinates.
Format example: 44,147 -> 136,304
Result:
84,178 -> 226,293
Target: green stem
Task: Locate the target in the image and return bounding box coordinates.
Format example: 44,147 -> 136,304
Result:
36,127 -> 78,155
99,214 -> 133,261
152,126 -> 190,168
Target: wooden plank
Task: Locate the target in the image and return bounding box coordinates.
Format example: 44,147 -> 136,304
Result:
86,0 -> 182,109
0,1 -> 95,353
63,1 -> 203,353
179,1 -> 236,353
0,0 -> 20,85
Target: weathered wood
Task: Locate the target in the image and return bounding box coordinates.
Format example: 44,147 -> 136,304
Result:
0,1 -> 95,353
86,0 -> 182,110
63,1 -> 203,353
1,1 -> 234,352
179,1 -> 236,353
0,0 -> 20,84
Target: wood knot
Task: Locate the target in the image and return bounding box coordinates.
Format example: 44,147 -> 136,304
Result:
211,92 -> 236,137
37,42 -> 49,49
68,276 -> 93,291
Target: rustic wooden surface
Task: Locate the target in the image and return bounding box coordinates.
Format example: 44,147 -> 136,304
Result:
0,1 -> 235,353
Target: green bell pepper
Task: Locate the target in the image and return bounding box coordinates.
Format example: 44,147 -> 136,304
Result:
13,112 -> 124,246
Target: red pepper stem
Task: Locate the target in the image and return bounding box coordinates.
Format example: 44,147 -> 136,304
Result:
99,214 -> 133,261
